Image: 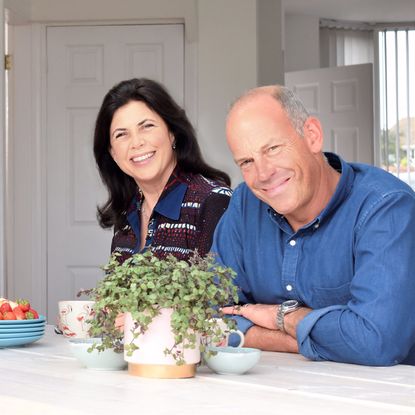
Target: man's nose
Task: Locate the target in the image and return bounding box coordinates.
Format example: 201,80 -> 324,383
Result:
255,160 -> 274,182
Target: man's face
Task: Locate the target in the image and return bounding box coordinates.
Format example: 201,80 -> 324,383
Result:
226,94 -> 323,226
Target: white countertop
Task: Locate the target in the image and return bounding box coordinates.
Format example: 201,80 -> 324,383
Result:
0,326 -> 414,415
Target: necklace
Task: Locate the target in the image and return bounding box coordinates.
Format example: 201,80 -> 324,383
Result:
141,200 -> 152,219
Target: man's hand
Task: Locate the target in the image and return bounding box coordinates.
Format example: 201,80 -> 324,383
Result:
222,303 -> 313,340
221,303 -> 278,330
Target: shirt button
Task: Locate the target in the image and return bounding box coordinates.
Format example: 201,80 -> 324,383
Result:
289,240 -> 296,246
314,223 -> 319,229
286,284 -> 293,291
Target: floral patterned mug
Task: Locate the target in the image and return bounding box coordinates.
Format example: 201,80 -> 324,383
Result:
58,300 -> 95,338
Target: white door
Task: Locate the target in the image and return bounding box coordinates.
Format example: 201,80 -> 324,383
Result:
285,63 -> 373,164
46,24 -> 184,321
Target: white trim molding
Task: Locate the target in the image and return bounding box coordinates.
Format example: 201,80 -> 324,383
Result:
0,1 -> 7,297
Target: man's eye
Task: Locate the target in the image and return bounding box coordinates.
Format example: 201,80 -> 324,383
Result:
143,123 -> 155,129
240,159 -> 253,169
268,145 -> 279,153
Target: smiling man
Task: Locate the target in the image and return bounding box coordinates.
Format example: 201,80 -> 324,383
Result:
212,85 -> 415,366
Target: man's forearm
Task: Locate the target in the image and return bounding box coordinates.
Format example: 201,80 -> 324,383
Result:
244,325 -> 298,353
284,307 -> 312,338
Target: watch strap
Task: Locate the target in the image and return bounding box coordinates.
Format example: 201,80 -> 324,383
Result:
277,300 -> 300,332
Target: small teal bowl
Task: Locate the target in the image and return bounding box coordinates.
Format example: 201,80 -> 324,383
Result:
204,346 -> 261,375
69,338 -> 127,371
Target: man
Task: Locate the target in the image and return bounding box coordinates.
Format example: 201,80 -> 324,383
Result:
212,85 -> 415,366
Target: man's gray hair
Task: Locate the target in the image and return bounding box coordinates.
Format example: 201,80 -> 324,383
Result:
230,85 -> 310,137
271,86 -> 310,137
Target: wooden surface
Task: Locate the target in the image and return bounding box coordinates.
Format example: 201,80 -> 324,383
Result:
0,326 -> 414,414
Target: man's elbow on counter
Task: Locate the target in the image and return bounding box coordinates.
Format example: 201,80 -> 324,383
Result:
303,341 -> 409,366
355,336 -> 413,366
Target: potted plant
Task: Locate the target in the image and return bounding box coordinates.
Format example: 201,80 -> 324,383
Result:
82,250 -> 239,378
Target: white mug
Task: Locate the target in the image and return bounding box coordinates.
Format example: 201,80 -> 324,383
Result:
58,300 -> 95,338
208,318 -> 244,347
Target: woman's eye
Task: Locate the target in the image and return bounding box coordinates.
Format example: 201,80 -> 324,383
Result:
143,123 -> 155,129
115,131 -> 127,139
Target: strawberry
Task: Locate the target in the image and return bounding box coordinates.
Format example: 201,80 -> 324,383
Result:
3,311 -> 16,320
13,307 -> 26,320
16,299 -> 30,312
0,313 -> 3,320
0,303 -> 12,313
25,309 -> 39,319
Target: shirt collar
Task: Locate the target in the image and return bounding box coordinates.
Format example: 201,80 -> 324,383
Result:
316,152 -> 354,223
128,167 -> 189,221
154,181 -> 188,220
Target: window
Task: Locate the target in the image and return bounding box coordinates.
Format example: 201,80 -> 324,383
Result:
378,28 -> 415,189
320,21 -> 415,189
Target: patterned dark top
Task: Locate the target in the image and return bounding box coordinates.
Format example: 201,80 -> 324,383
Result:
111,169 -> 232,263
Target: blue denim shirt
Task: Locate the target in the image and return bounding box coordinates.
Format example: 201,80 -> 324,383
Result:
211,153 -> 415,366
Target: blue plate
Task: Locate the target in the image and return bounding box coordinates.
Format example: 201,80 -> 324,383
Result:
0,326 -> 45,334
0,321 -> 46,330
0,333 -> 44,348
0,315 -> 46,325
0,330 -> 45,338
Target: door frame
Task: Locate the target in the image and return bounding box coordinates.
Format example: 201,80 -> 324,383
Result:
9,20 -> 197,313
0,1 -> 6,296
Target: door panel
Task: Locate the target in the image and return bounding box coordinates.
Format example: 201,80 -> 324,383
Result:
285,63 -> 373,164
46,24 -> 184,320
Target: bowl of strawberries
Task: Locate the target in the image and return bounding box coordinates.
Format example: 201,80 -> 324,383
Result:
0,298 -> 40,320
0,298 -> 45,348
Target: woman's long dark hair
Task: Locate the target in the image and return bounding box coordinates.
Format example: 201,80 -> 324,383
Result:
93,78 -> 231,229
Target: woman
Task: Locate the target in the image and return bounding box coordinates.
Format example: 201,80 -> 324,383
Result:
93,78 -> 232,263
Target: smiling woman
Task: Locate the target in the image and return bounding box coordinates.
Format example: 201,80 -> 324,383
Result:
109,100 -> 177,194
93,78 -> 233,263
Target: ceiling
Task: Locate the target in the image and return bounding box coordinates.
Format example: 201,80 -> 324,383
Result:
284,0 -> 415,23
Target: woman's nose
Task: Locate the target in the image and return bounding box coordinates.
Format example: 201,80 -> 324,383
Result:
130,131 -> 145,148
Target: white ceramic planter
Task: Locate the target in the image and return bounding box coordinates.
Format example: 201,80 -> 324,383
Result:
124,308 -> 200,378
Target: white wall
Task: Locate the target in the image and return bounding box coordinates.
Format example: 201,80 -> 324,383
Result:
7,25 -> 42,305
197,0 -> 257,183
284,14 -> 320,72
257,0 -> 285,86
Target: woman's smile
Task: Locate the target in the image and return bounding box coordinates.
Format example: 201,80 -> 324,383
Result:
131,151 -> 156,164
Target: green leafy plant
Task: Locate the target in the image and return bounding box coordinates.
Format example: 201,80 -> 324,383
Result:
80,250 -> 239,365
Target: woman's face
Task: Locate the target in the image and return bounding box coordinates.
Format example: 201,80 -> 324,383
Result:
109,100 -> 176,190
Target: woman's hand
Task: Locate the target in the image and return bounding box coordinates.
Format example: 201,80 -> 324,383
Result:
115,312 -> 126,332
221,304 -> 279,330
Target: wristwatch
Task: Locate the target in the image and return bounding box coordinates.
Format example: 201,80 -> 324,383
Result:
277,300 -> 301,332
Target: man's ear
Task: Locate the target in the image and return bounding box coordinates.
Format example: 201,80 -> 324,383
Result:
303,116 -> 323,153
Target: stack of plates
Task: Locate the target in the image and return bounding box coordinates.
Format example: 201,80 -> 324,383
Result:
0,315 -> 46,348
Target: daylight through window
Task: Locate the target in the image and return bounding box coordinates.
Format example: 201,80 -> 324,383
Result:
378,28 -> 415,189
